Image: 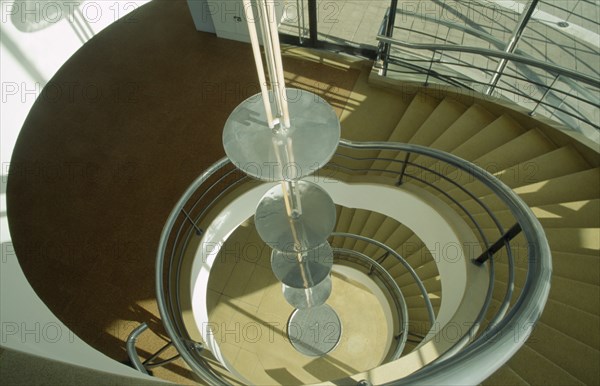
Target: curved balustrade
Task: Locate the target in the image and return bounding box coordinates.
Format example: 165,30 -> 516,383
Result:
331,244 -> 409,360
376,2 -> 600,141
154,139 -> 551,385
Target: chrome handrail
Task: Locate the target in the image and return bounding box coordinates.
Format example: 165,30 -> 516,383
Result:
333,232 -> 435,325
375,4 -> 600,137
156,157 -> 232,386
155,139 -> 551,385
332,246 -> 409,360
377,36 -> 600,88
337,139 -> 551,385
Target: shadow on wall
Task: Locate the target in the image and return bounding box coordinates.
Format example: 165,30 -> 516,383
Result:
8,0 -> 94,42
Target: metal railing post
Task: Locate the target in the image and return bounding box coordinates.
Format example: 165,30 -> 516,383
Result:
307,0 -> 317,46
396,152 -> 411,185
485,0 -> 539,96
424,51 -> 436,86
382,0 -> 398,76
474,223 -> 522,264
530,73 -> 561,116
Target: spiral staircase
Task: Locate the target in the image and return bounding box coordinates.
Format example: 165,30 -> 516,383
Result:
2,1 -> 599,385
147,52 -> 598,385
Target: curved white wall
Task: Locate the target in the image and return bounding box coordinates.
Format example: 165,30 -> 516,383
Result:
190,178 -> 489,377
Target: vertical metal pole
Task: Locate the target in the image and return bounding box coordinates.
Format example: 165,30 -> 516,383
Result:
396,152 -> 411,186
308,0 -> 318,46
485,0 -> 539,95
296,0 -> 305,43
383,0 -> 398,76
530,74 -> 560,116
424,50 -> 436,86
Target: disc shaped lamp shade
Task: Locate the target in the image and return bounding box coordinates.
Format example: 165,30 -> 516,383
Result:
283,275 -> 332,309
255,181 -> 336,252
222,88 -> 340,181
287,304 -> 342,356
271,243 -> 333,288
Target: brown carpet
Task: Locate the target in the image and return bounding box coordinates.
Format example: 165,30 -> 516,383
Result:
6,0 -> 360,379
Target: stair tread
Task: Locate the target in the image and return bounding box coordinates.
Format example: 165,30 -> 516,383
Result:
484,365 -> 531,386
387,92 -> 441,144
426,103 -> 496,153
423,128 -> 558,195
526,320 -> 600,385
493,273 -> 600,316
370,92 -> 441,172
508,344 -> 585,385
406,97 -> 468,147
445,146 -> 593,205
493,250 -> 599,286
452,114 -> 525,161
459,167 -> 600,215
472,199 -> 600,229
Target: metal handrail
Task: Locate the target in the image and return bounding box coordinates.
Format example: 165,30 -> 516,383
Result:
377,36 -> 600,88
332,246 -> 409,360
332,233 -> 434,326
156,157 -> 232,386
336,139 -> 551,385
155,140 -> 551,385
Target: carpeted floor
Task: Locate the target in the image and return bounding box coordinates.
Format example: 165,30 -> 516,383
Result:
6,0 -> 360,381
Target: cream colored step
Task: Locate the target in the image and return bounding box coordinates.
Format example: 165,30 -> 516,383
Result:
332,207 -> 356,247
550,250 -> 600,286
492,247 -> 599,286
375,227 -> 418,269
405,114 -> 526,191
406,307 -> 437,323
512,167 -> 600,207
443,145 -> 591,202
526,321 -> 599,386
460,167 -> 600,215
484,365 -> 530,386
362,217 -> 407,257
416,103 -> 497,157
489,281 -> 600,351
541,228 -> 599,256
388,245 -> 433,279
507,345 -> 584,385
351,211 -> 389,253
377,97 -> 470,175
472,199 -> 600,230
451,114 -> 525,161
370,92 -> 441,171
423,128 -> 556,195
480,225 -> 599,257
405,97 -> 468,147
342,209 -> 372,250
382,233 -> 424,271
494,272 -> 599,316
540,299 -> 600,351
395,259 -> 439,287
340,65 -> 411,143
404,293 -> 442,310
401,276 -> 442,297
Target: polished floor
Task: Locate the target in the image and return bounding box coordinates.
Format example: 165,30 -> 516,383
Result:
5,0 -> 361,383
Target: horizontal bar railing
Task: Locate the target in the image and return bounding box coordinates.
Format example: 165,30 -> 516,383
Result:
155,139 -> 550,385
376,32 -> 600,135
333,232 -> 435,326
329,143 -> 514,351
332,245 -> 409,359
377,36 -> 599,88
